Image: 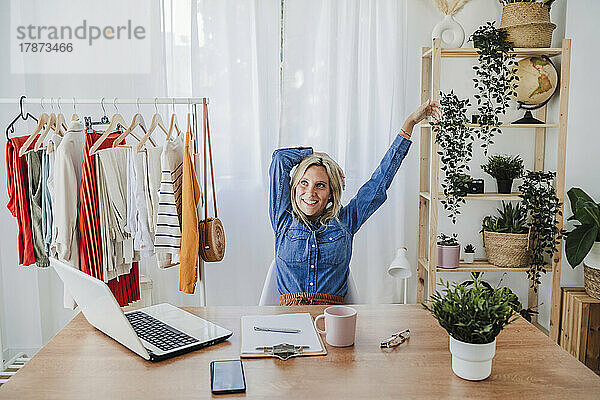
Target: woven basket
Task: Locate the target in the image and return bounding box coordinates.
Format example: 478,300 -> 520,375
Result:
499,3 -> 555,48
483,230 -> 529,268
584,264 -> 600,300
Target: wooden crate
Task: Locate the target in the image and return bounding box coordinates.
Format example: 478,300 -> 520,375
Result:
560,287 -> 600,375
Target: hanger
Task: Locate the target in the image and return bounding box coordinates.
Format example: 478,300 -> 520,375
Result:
136,98 -> 166,152
89,98 -> 132,155
71,97 -> 80,121
45,98 -> 68,154
166,98 -> 182,140
35,98 -> 68,152
19,97 -> 50,157
112,98 -> 153,149
6,96 -> 39,140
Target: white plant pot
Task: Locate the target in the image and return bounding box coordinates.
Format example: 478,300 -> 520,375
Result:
464,253 -> 475,264
583,242 -> 600,270
449,336 -> 496,381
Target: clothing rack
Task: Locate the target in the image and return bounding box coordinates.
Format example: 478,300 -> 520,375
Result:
2,96 -> 209,307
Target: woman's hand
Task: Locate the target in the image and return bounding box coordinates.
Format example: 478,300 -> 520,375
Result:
410,100 -> 442,125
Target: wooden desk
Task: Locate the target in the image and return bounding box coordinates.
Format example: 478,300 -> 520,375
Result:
1,305 -> 599,399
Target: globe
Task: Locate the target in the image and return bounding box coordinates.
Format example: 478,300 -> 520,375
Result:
512,56 -> 559,107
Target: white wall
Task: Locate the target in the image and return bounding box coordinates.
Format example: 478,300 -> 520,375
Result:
1,0 -> 594,358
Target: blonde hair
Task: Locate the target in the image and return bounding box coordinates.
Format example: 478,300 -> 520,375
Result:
290,153 -> 343,227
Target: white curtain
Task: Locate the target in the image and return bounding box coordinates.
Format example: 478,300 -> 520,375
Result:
281,0 -> 409,303
159,0 -> 281,305
158,0 -> 409,305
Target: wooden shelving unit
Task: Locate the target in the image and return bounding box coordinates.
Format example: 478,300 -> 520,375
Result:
416,38 -> 571,343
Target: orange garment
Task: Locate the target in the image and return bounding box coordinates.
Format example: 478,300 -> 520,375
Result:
179,130 -> 201,294
279,292 -> 344,306
6,136 -> 36,266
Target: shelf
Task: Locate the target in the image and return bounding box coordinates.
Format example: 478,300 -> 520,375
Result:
420,257 -> 551,273
421,47 -> 562,58
420,192 -> 522,201
421,123 -> 559,128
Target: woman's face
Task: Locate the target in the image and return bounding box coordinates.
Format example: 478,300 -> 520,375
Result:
295,165 -> 331,221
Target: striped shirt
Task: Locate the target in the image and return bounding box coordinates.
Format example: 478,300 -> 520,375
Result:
154,133 -> 184,268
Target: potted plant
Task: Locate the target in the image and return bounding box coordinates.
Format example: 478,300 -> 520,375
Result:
423,272 -> 519,381
437,233 -> 460,269
463,244 -> 475,264
499,1 -> 557,48
481,154 -> 524,194
431,91 -> 475,223
481,201 -> 529,268
455,173 -> 473,197
469,22 -> 518,155
563,187 -> 600,300
518,170 -> 562,290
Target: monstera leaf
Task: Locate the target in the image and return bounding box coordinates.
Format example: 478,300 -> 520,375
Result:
565,188 -> 600,268
565,224 -> 598,267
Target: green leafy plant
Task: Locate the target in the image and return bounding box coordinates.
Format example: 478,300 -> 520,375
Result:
464,244 -> 476,253
564,187 -> 600,267
481,154 -> 524,181
423,272 -> 520,344
455,173 -> 473,195
438,233 -> 459,247
518,171 -> 562,289
470,22 -> 518,155
431,91 -> 475,223
481,201 -> 528,234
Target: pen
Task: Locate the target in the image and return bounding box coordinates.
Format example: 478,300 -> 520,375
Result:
254,326 -> 301,334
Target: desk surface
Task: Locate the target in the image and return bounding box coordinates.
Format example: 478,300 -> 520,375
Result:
1,304 -> 599,399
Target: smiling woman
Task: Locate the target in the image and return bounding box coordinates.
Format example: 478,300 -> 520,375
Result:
269,101 -> 441,306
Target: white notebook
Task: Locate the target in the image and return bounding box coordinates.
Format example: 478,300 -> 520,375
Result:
240,313 -> 326,357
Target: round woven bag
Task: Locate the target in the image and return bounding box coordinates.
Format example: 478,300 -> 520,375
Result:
483,230 -> 529,268
500,2 -> 555,48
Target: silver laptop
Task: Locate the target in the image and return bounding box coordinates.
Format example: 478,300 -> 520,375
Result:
51,257 -> 233,361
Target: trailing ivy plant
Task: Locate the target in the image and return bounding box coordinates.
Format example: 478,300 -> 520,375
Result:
470,22 -> 518,155
518,170 -> 563,290
431,91 -> 475,224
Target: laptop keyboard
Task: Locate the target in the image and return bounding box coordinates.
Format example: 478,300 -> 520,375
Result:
126,311 -> 200,351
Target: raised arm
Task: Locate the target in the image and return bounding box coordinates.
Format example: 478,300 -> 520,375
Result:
341,101 -> 441,234
340,135 -> 411,234
269,147 -> 313,232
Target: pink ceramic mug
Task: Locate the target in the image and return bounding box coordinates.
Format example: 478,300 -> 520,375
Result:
314,306 -> 357,347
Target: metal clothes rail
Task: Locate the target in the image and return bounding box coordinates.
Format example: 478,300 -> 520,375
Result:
1,96 -> 209,307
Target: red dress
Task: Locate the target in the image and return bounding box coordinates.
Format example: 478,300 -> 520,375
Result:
6,136 -> 36,266
79,132 -> 139,306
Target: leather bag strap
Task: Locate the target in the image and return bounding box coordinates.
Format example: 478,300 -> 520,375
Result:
203,100 -> 218,220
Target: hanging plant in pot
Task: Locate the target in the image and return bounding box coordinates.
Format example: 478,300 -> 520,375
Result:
481,154 -> 524,194
470,22 -> 518,156
518,170 -> 562,290
423,272 -> 519,381
437,233 -> 460,269
431,91 -> 475,223
563,187 -> 600,300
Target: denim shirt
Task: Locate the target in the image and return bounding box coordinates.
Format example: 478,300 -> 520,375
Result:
269,134 -> 411,298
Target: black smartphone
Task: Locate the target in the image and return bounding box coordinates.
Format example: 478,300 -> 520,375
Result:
210,360 -> 246,394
